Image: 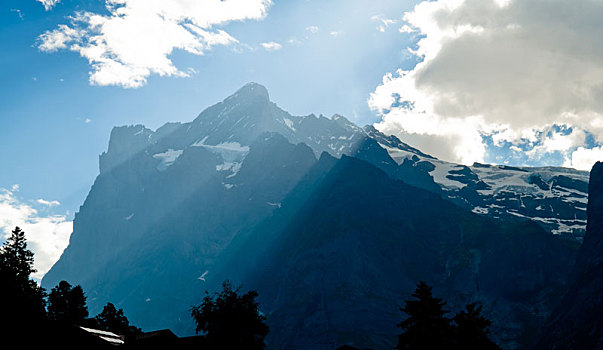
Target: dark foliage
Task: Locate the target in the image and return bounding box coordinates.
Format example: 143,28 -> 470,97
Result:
191,280 -> 269,350
95,302 -> 141,336
0,225 -> 140,347
48,280 -> 89,322
396,281 -> 454,349
396,281 -> 500,350
453,303 -> 501,350
1,226 -> 36,279
0,227 -> 47,330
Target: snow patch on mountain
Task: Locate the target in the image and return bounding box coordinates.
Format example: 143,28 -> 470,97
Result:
153,149 -> 183,171
378,144 -> 417,164
283,118 -> 296,131
192,141 -> 249,178
430,161 -> 468,189
192,141 -> 249,154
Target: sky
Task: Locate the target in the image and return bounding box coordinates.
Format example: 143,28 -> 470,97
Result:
2,0 -> 603,278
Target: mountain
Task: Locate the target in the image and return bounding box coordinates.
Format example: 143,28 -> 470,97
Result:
45,130 -> 319,332
535,162 -> 603,349
98,83 -> 589,241
43,83 -> 584,349
363,126 -> 589,241
214,153 -> 576,349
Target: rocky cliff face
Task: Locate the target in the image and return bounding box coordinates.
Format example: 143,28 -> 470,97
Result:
535,162 -> 603,349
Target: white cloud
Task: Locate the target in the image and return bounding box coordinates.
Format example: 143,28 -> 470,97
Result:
371,15 -> 398,33
260,42 -> 282,51
370,0 -> 603,169
85,118 -> 92,124
306,25 -> 319,34
287,37 -> 302,46
566,147 -> 603,170
0,189 -> 72,280
38,0 -> 272,88
37,199 -> 61,207
37,0 -> 61,11
527,128 -> 586,157
11,8 -> 24,20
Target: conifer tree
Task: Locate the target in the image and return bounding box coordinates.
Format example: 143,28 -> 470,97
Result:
0,227 -> 47,327
396,281 -> 454,349
453,302 -> 501,350
1,226 -> 36,281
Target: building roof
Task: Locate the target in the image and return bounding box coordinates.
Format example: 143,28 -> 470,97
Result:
79,326 -> 125,346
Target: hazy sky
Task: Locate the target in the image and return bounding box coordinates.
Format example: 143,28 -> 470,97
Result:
2,0 -> 603,277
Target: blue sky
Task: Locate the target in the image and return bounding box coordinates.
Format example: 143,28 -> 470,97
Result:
3,0 -> 603,277
0,0 -> 417,217
0,0 -> 419,276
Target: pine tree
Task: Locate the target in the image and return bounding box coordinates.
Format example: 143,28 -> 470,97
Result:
1,227 -> 36,281
396,281 -> 454,350
48,280 -> 89,323
453,303 -> 501,350
0,227 -> 47,328
191,280 -> 269,350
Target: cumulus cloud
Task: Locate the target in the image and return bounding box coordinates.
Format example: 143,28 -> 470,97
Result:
370,0 -> 603,170
0,188 -> 72,280
261,42 -> 282,51
566,147 -> 603,171
38,0 -> 272,88
37,0 -> 61,11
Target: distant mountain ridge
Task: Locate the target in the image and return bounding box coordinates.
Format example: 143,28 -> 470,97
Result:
99,83 -> 589,241
43,83 -> 586,349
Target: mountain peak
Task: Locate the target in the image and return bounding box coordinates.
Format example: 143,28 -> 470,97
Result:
232,82 -> 270,101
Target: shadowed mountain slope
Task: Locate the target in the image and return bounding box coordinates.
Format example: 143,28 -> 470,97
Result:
535,162 -> 603,349
211,154 -> 577,349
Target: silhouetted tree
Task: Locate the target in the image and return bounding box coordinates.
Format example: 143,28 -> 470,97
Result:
94,302 -> 140,336
396,281 -> 454,349
191,280 -> 269,350
0,227 -> 47,328
453,302 -> 500,350
1,226 -> 36,280
48,280 -> 89,323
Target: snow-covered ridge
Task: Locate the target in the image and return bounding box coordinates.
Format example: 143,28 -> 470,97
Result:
380,144 -> 589,239
104,83 -> 590,240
